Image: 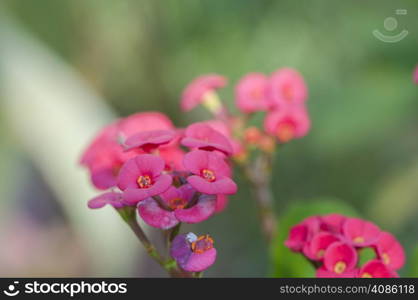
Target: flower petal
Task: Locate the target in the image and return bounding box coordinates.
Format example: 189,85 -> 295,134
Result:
180,248 -> 217,272
187,175 -> 237,195
88,191 -> 125,209
138,198 -> 179,229
175,194 -> 216,223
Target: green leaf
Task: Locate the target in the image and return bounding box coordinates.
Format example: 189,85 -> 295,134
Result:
358,247 -> 377,266
270,198 -> 358,277
408,244 -> 418,277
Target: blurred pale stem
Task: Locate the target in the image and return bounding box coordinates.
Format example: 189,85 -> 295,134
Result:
119,207 -> 194,278
242,153 -> 277,242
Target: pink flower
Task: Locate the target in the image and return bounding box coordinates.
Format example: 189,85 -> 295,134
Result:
123,130 -> 176,153
316,266 -> 358,278
266,68 -> 307,108
264,106 -> 310,143
117,154 -> 173,205
170,232 -> 217,272
235,73 -> 269,113
323,242 -> 357,275
87,191 -> 126,209
215,195 -> 229,213
80,112 -> 175,190
181,123 -> 233,156
320,214 -> 347,234
375,232 -> 405,271
80,122 -> 134,190
285,216 -> 320,252
342,217 -> 381,247
138,185 -> 216,229
358,260 -> 398,278
159,147 -> 186,172
203,119 -> 244,157
285,224 -> 309,252
183,150 -> 237,195
117,112 -> 174,139
413,65 -> 418,84
181,74 -> 227,111
306,232 -> 340,261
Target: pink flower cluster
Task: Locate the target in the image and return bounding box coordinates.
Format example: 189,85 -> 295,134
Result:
180,69 -> 310,152
236,68 -> 310,144
285,214 -> 405,278
81,112 -> 237,272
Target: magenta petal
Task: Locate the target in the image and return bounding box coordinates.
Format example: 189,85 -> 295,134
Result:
117,157 -> 141,190
359,259 -> 398,278
175,194 -> 216,223
170,234 -> 192,266
91,168 -> 117,190
122,188 -> 149,205
138,198 -> 179,229
122,174 -> 172,205
375,232 -> 405,271
187,175 -> 237,195
124,130 -> 176,152
343,217 -> 381,247
285,224 -> 309,252
215,195 -> 229,213
150,174 -> 173,194
181,248 -> 217,272
88,192 -> 125,209
182,150 -> 209,175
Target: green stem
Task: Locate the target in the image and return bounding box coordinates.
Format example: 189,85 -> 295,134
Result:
117,206 -> 181,276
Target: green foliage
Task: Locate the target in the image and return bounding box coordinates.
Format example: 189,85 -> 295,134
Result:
270,198 -> 358,277
358,247 -> 377,266
408,244 -> 418,277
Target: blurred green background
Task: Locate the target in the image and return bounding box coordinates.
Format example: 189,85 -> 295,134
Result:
0,0 -> 417,277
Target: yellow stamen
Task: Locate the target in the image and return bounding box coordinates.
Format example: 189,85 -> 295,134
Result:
382,253 -> 390,265
361,272 -> 372,278
201,169 -> 216,182
191,235 -> 214,254
317,250 -> 325,259
334,261 -> 346,274
353,237 -> 365,244
202,91 -> 222,114
168,198 -> 188,210
277,123 -> 294,143
137,175 -> 152,188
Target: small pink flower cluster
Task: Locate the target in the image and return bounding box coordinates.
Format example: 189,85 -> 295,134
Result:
285,214 -> 405,278
81,112 -> 238,272
235,68 -> 310,144
180,69 -> 310,159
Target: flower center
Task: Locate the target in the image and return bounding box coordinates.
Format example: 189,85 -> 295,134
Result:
353,236 -> 365,244
282,84 -> 294,101
201,169 -> 216,182
382,253 -> 390,265
361,272 -> 372,278
276,123 -> 294,143
168,198 -> 188,210
316,249 -> 325,259
250,88 -> 262,101
191,235 -> 214,254
137,175 -> 152,188
334,261 -> 346,274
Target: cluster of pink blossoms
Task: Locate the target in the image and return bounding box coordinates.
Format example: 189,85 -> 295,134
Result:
81,111 -> 238,272
81,67 -> 310,274
180,68 -> 310,161
285,214 -> 405,278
